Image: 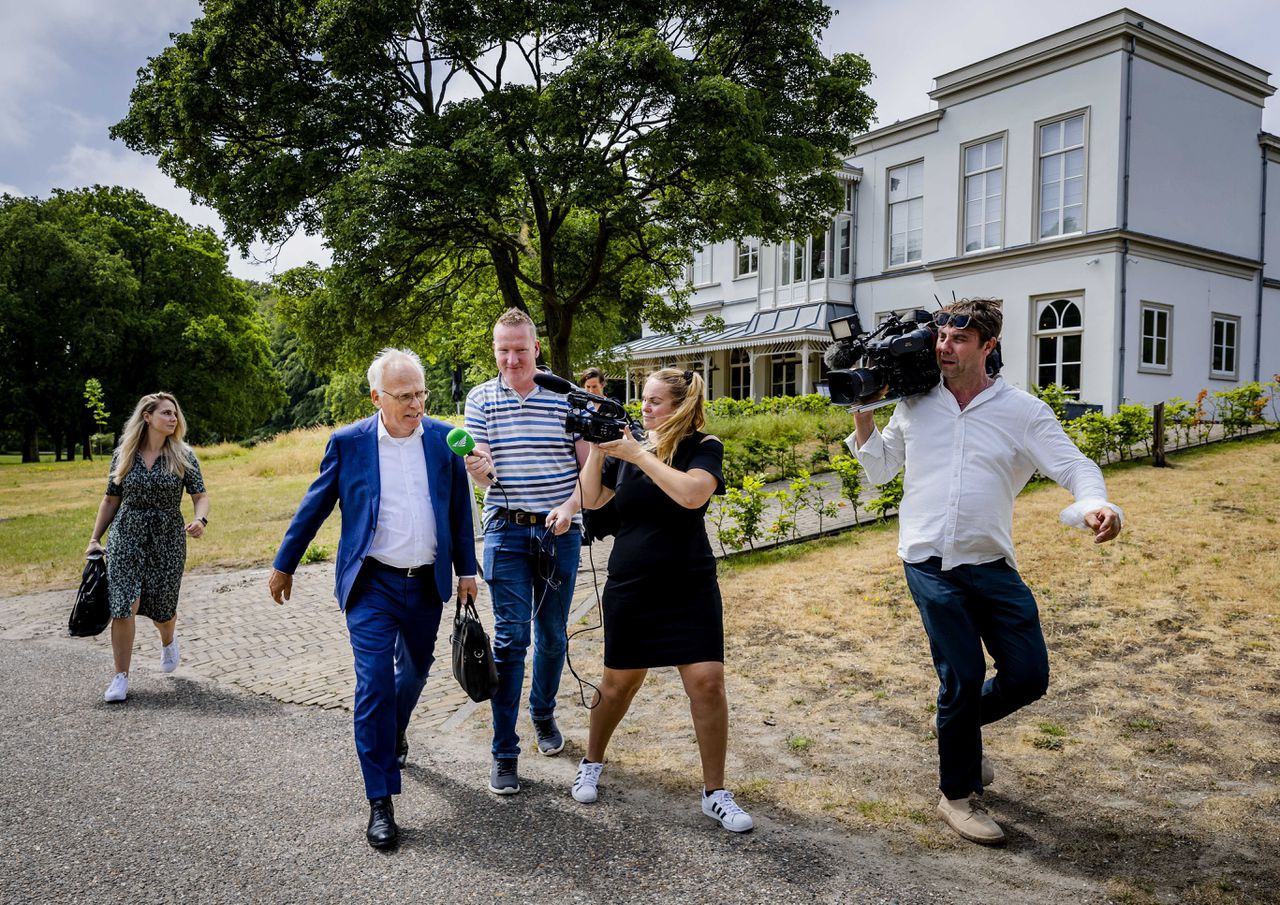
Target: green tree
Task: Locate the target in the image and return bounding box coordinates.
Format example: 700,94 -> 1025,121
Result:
112,0 -> 876,377
0,189 -> 285,455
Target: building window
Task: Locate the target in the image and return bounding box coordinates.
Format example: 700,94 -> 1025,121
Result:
887,161 -> 924,267
735,240 -> 759,277
835,182 -> 854,278
688,246 -> 713,285
771,353 -> 800,397
730,349 -> 751,399
1038,113 -> 1085,240
1210,314 -> 1240,379
1035,297 -> 1083,395
963,136 -> 1004,253
1139,303 -> 1172,374
809,230 -> 828,280
779,239 -> 806,286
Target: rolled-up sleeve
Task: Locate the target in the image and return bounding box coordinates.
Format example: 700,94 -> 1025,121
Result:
1024,405 -> 1124,528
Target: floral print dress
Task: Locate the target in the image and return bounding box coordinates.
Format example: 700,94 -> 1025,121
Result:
105,450 -> 206,621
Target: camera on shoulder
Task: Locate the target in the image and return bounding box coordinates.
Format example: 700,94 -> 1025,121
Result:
822,310 -> 941,409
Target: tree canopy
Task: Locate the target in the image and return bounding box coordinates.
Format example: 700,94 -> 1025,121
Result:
0,188 -> 285,459
112,0 -> 876,376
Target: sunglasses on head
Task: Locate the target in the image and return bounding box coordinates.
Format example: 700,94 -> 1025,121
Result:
933,312 -> 973,329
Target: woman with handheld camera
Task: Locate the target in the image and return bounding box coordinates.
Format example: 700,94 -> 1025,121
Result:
85,392 -> 209,703
571,368 -> 752,832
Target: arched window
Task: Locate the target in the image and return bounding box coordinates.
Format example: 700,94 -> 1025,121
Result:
1035,298 -> 1083,395
730,349 -> 751,400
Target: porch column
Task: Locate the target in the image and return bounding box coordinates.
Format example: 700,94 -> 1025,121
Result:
801,344 -> 811,395
702,354 -> 711,399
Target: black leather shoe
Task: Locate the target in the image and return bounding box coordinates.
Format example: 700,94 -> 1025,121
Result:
366,796 -> 398,849
396,731 -> 409,769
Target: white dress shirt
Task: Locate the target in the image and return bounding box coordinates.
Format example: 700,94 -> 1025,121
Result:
366,415 -> 437,568
848,378 -> 1123,571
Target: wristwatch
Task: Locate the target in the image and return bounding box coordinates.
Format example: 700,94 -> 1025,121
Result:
197,516 -> 208,526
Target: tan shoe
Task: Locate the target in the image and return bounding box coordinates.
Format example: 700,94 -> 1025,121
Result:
937,794 -> 1006,845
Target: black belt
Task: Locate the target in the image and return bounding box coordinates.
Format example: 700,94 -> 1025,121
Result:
492,507 -> 549,526
364,557 -> 433,578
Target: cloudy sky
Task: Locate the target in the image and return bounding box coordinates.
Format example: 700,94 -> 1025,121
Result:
2,0 -> 1277,282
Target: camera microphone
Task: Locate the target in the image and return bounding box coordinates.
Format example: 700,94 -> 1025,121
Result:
531,371 -> 578,395
445,427 -> 498,484
824,340 -> 860,370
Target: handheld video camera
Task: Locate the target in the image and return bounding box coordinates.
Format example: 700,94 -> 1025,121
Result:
823,310 -> 941,409
531,371 -> 645,443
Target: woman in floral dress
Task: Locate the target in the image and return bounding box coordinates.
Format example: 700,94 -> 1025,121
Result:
86,393 -> 209,702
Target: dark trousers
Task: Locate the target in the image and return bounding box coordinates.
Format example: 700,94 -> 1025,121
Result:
344,567 -> 443,800
903,557 -> 1050,800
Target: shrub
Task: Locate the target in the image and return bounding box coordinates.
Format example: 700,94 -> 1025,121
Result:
718,474 -> 769,550
1032,383 -> 1072,423
1067,412 -> 1117,464
1112,404 -> 1154,459
866,472 -> 904,521
1162,397 -> 1196,449
829,454 -> 865,522
1214,382 -> 1270,438
300,543 -> 331,564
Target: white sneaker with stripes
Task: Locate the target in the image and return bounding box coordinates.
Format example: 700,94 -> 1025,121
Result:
572,759 -> 603,803
702,788 -> 753,832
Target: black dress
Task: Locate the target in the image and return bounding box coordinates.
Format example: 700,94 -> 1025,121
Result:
600,432 -> 725,669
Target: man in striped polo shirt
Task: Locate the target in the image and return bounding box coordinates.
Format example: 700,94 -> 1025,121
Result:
463,308 -> 583,794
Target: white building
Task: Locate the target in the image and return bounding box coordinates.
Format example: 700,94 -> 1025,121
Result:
614,9 -> 1280,412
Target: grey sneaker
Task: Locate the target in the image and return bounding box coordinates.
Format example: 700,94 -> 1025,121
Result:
532,716 -> 564,756
489,757 -> 520,795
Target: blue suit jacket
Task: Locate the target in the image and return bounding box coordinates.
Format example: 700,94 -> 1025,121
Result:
273,415 -> 477,609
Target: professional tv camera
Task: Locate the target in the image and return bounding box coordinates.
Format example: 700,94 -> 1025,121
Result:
531,371 -> 645,443
822,310 -> 941,409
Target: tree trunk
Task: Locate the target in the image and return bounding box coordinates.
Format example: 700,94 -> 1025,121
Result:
53,430 -> 63,462
21,425 -> 39,463
542,298 -> 574,379
81,424 -> 94,461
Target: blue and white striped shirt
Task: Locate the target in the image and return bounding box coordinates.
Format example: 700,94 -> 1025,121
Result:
464,374 -> 582,526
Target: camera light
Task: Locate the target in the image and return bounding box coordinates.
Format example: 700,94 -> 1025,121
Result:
828,314 -> 861,342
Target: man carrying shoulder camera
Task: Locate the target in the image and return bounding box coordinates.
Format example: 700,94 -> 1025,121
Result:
463,308 -> 583,795
848,297 -> 1122,845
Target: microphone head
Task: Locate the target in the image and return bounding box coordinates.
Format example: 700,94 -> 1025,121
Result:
531,371 -> 578,395
824,340 -> 860,371
445,427 -> 475,456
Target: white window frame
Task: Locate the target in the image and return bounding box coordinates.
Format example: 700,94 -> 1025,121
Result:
1033,296 -> 1084,397
1035,111 -> 1088,242
1209,313 -> 1240,380
770,352 -> 800,397
734,239 -> 759,278
1138,302 -> 1173,375
778,238 -> 806,286
960,133 -> 1005,254
688,246 -> 714,286
886,160 -> 924,268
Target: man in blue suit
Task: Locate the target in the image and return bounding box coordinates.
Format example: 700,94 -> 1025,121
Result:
269,348 -> 477,850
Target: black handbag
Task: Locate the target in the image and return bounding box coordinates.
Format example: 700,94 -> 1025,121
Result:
450,595 -> 498,703
69,554 -> 110,637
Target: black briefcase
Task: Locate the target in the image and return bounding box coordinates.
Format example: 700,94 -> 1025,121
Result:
69,554 -> 110,637
450,595 -> 498,703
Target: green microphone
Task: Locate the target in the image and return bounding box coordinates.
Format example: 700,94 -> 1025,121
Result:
446,427 -> 497,484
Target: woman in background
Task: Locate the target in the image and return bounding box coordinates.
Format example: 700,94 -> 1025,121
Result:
572,368 -> 752,832
86,392 -> 209,702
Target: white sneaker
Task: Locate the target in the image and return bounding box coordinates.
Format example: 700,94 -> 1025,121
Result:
160,638 -> 180,673
104,672 -> 128,703
572,759 -> 603,803
702,788 -> 754,833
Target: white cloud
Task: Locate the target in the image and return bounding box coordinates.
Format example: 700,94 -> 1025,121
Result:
0,181 -> 25,197
50,143 -> 330,282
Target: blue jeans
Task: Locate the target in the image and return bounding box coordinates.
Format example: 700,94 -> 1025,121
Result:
903,557 -> 1050,800
483,520 -> 582,759
343,568 -> 443,799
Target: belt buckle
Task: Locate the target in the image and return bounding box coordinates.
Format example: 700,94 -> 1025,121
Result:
405,564 -> 422,577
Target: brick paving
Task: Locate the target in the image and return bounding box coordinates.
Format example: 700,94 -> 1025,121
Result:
0,473 -> 880,738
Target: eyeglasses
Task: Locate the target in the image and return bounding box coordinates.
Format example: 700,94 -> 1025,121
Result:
934,312 -> 973,329
383,389 -> 429,405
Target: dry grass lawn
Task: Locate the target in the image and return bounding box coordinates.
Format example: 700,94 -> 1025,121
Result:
555,431 -> 1279,905
0,428 -> 341,594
